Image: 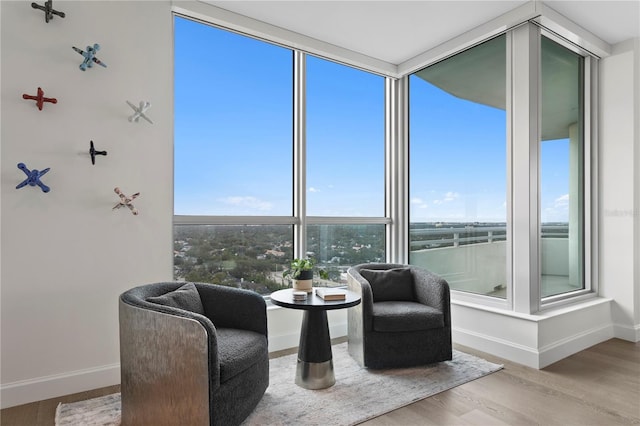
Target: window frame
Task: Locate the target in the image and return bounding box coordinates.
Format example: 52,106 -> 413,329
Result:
537,28 -> 597,310
172,7 -> 600,313
404,23 -> 597,314
173,15 -> 392,295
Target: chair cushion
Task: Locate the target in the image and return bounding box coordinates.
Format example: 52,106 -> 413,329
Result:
360,268 -> 415,302
372,301 -> 444,332
146,282 -> 205,315
216,328 -> 267,383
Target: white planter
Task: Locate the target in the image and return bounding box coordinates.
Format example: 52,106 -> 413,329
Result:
293,279 -> 313,293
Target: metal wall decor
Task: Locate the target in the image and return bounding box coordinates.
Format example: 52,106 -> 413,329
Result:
126,101 -> 153,124
31,1 -> 65,23
89,141 -> 107,165
16,162 -> 51,193
72,44 -> 107,71
22,87 -> 57,111
113,187 -> 140,215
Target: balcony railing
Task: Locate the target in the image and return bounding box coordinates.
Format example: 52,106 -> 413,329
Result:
409,223 -> 573,298
410,224 -> 568,249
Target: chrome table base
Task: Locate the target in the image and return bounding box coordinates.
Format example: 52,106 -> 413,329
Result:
296,359 -> 335,389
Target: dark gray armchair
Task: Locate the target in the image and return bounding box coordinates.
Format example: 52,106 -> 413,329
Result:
347,264 -> 452,369
119,282 -> 269,426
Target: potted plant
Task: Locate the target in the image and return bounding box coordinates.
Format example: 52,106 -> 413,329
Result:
283,258 -> 328,293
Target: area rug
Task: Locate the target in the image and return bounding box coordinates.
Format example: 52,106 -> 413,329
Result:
55,343 -> 502,426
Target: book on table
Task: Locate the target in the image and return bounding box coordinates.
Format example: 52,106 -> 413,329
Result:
315,287 -> 346,301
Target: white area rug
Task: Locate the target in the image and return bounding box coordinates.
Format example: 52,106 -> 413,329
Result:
55,343 -> 502,426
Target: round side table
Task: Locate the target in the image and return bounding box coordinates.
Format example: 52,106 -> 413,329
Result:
270,288 -> 361,389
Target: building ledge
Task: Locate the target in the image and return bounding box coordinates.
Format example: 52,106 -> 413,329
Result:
451,296 -> 614,368
452,295 -> 612,321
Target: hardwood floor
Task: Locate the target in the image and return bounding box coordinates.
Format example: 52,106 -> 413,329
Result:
2,338 -> 638,426
364,338 -> 640,426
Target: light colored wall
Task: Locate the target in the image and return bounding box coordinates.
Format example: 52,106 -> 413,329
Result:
0,1 -> 346,408
599,38 -> 640,341
0,0 -> 174,408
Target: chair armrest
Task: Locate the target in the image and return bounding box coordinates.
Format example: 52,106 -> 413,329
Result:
410,267 -> 451,326
196,284 -> 267,336
347,267 -> 375,331
120,284 -> 221,390
119,297 -> 220,402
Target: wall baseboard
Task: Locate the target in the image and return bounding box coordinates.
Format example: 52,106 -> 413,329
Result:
613,322 -> 640,342
1,321 -> 349,410
452,326 -> 541,368
538,324 -> 615,368
1,318 -> 623,408
453,322 -> 614,369
0,363 -> 120,409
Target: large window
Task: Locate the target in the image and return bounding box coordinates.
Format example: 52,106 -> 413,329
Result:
306,56 -> 384,217
174,18 -> 293,216
174,16 -> 387,294
408,27 -> 592,311
409,35 -> 508,298
540,36 -> 585,298
174,13 -> 594,311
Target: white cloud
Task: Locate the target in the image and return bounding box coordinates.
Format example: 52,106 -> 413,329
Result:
219,196 -> 273,211
444,191 -> 460,201
411,197 -> 429,209
541,194 -> 570,222
308,187 -> 319,193
433,191 -> 459,205
554,194 -> 570,207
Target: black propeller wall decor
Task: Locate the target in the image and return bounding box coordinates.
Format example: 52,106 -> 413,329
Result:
89,141 -> 107,165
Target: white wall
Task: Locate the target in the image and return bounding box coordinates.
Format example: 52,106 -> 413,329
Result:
0,2 -> 346,408
599,38 -> 640,341
1,1 -> 174,408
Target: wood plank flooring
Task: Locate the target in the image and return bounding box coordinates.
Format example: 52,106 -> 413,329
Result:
2,338 -> 638,426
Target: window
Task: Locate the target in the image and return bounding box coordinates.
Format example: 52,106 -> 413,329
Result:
174,16 -> 295,295
174,225 -> 293,294
174,17 -> 293,216
540,35 -> 585,299
305,55 -> 387,286
408,26 -> 593,311
409,35 -> 508,298
174,13 -> 594,309
306,224 -> 386,284
174,16 -> 387,294
306,55 -> 385,217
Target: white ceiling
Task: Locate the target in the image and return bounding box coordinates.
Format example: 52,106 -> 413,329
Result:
204,0 -> 640,65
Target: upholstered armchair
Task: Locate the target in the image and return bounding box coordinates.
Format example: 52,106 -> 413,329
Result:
347,264 -> 452,369
119,282 -> 269,426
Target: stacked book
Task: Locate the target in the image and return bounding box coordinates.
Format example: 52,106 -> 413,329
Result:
315,287 -> 346,301
292,291 -> 308,302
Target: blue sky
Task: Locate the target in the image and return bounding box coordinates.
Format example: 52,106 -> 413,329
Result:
174,16 -> 570,223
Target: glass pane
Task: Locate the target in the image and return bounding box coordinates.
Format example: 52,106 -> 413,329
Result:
408,35 -> 507,298
306,56 -> 385,216
174,17 -> 293,215
174,225 -> 293,296
540,36 -> 584,298
306,224 -> 386,286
